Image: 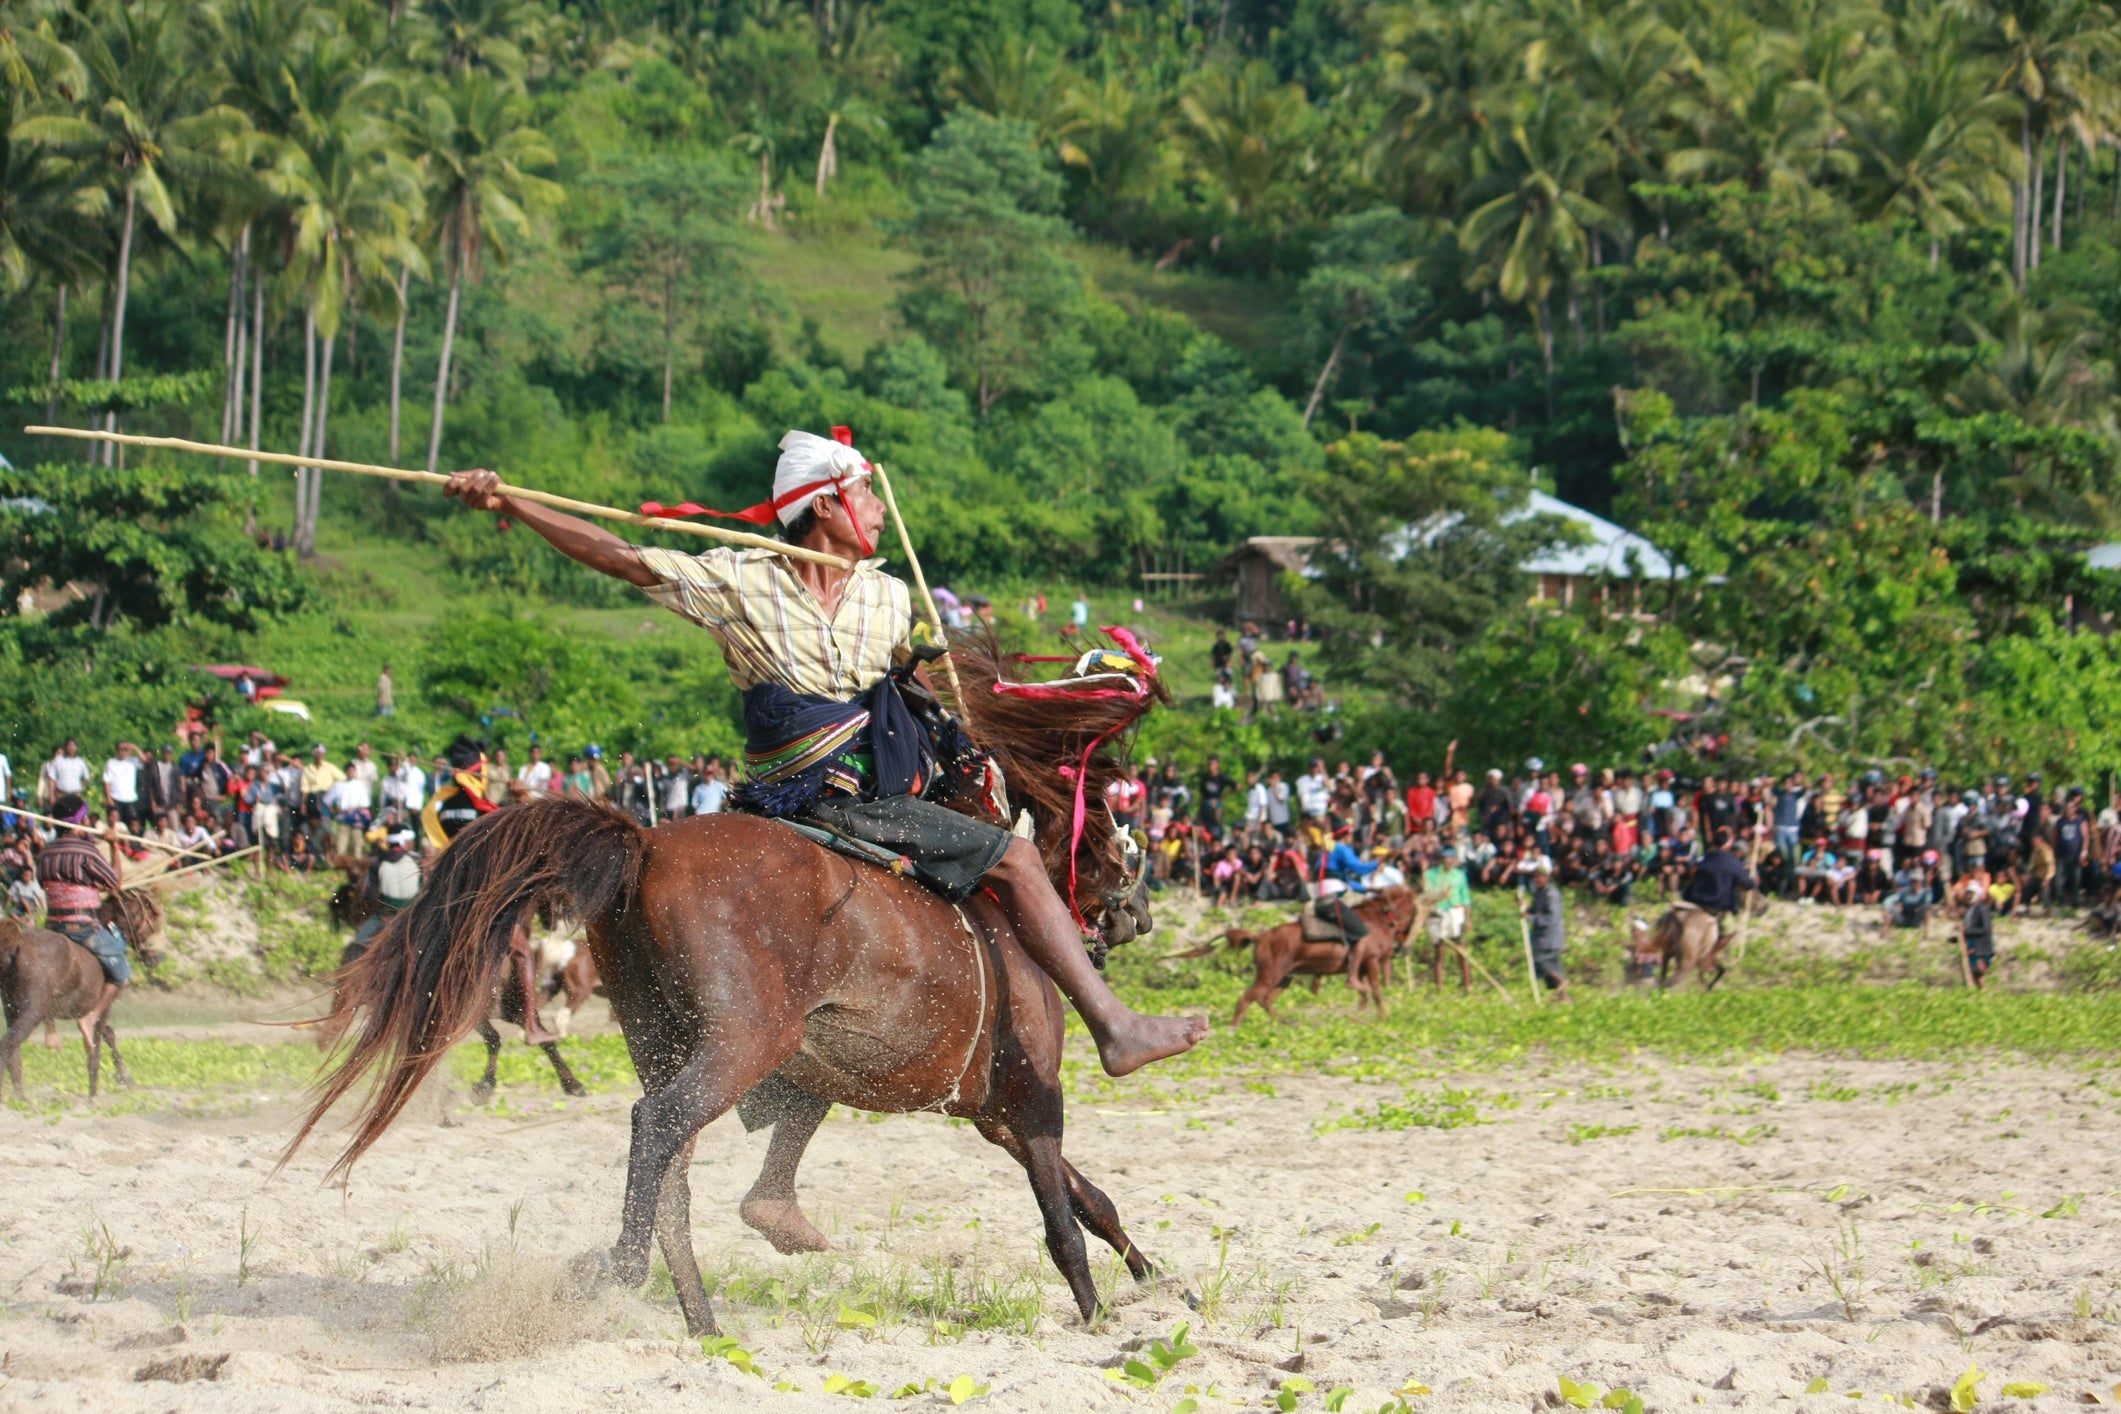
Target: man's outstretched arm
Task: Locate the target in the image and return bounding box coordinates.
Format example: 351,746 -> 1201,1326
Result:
442,468 -> 659,587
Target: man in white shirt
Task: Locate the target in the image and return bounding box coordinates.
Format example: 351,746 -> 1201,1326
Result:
102,743 -> 144,832
0,752 -> 12,812
519,744 -> 555,797
331,766 -> 375,857
1295,757 -> 1332,820
349,742 -> 380,786
690,757 -> 728,815
394,755 -> 427,813
41,739 -> 90,805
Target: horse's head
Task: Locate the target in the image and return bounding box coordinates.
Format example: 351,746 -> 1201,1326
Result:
943,628 -> 1170,957
102,887 -> 167,968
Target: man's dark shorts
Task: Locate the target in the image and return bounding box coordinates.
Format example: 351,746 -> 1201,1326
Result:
56,920 -> 130,986
801,794 -> 1013,903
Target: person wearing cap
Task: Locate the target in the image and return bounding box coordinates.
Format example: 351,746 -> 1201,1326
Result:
1423,845 -> 1473,990
35,794 -> 130,1043
2055,790 -> 2091,910
442,430 -> 1207,1077
1523,860 -> 1570,1000
347,828 -> 423,967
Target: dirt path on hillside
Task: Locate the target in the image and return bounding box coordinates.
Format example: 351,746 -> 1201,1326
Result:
2,1055 -> 2116,1412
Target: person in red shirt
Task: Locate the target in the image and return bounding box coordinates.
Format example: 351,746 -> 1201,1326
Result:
1405,771 -> 1438,833
1105,761 -> 1147,830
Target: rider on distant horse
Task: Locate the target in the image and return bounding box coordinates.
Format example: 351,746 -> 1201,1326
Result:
1682,827 -> 1756,948
37,795 -> 127,1045
419,733 -> 558,1044
345,826 -> 422,966
442,429 -> 1205,1076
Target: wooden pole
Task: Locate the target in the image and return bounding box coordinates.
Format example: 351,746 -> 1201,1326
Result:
1728,819 -> 1768,965
1519,889 -> 1546,1006
24,426 -> 855,569
870,463 -> 966,706
12,803 -> 215,863
129,843 -> 262,886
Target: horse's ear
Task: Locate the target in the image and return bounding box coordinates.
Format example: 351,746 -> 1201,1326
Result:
1013,809 -> 1035,842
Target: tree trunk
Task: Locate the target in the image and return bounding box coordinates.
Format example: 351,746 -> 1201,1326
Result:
229,229 -> 249,450
1929,237 -> 1939,272
2052,136 -> 2066,251
221,229 -> 244,443
389,264 -> 409,463
297,304 -> 317,545
1590,231 -> 1605,341
1538,293 -> 1556,422
1302,327 -> 1346,429
815,111 -> 839,198
303,331 -> 332,557
2014,108 -> 2031,288
1930,465 -> 1943,524
754,149 -> 775,230
2029,139 -> 2043,273
662,269 -> 677,422
106,181 -> 138,464
427,259 -> 463,475
1567,282 -> 1583,354
247,265 -> 264,476
45,284 -> 66,426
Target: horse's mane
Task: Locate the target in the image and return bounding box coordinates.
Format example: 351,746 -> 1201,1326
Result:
944,628 -> 1169,905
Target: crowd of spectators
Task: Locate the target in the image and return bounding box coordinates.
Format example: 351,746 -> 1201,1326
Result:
1105,745 -> 2119,930
0,730 -> 741,909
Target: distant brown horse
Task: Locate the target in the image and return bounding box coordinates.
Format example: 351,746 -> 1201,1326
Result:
0,889 -> 167,1099
1647,904 -> 1728,989
287,634 -> 1171,1335
1193,887 -> 1421,1023
318,857 -> 588,1102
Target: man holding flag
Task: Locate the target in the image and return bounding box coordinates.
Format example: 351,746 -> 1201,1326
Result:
441,428 -> 1205,1077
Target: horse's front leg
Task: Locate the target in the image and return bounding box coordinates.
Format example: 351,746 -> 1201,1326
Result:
739,1085 -> 834,1254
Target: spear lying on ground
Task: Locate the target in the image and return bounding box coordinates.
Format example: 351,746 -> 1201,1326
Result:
23,427 -> 857,569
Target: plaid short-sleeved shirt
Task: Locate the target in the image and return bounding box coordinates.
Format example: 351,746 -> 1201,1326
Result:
634,545 -> 912,699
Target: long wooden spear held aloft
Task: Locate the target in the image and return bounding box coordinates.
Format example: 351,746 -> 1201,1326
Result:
23,427 -> 856,570
871,463 -> 966,708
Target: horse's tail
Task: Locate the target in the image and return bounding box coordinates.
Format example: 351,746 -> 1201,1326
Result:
1169,927 -> 1251,960
281,797 -> 643,1181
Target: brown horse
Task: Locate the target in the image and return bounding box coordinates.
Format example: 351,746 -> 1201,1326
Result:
1647,905 -> 1728,989
318,859 -> 588,1102
1193,888 -> 1421,1023
287,635 -> 1169,1335
0,889 -> 167,1099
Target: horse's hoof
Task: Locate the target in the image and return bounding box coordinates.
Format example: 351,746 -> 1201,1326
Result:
469,1082 -> 495,1106
562,1080 -> 588,1099
564,1248 -> 615,1298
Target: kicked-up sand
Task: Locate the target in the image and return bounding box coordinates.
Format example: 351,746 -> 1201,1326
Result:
2,1042 -> 2118,1411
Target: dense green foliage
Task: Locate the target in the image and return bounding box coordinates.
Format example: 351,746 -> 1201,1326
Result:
5,0 -> 2121,779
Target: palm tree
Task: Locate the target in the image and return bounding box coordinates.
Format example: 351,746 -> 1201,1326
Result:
1179,58 -> 1315,224
399,71 -> 559,475
274,32 -> 417,554
1969,0 -> 2116,285
1458,86 -> 1617,417
1844,35 -> 2017,267
1957,296 -> 2115,514
1055,75 -> 1172,229
1,0 -> 85,102
15,0 -> 247,461
1666,36 -> 1847,193
399,0 -> 536,83
1367,0 -> 1527,216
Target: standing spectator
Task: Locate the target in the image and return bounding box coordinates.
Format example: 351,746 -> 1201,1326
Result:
195,742 -> 232,824
1524,862 -> 1571,1001
586,745 -> 612,799
1210,629 -> 1233,678
1295,758 -> 1331,821
1423,846 -> 1473,990
691,756 -> 729,815
662,755 -> 692,820
1105,760 -> 1147,830
0,748 -> 11,813
393,752 -> 428,814
1809,773 -> 1845,840
519,744 -> 554,797
40,738 -> 91,806
1406,770 -> 1438,835
1956,875 -> 1995,988
330,755 -> 374,857
1265,768 -> 1292,836
102,742 -> 144,833
1770,771 -> 1808,888
2055,790 -> 2090,909
1896,776 -> 1934,870
1243,768 -> 1269,837
485,746 -> 515,805
1197,755 -> 1234,839
376,662 -> 395,718
349,741 -> 380,790
144,744 -> 182,820
252,762 -> 284,855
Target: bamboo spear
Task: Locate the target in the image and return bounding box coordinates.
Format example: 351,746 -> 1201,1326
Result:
24,427 -> 855,570
11,802 -> 214,863
870,463 -> 966,706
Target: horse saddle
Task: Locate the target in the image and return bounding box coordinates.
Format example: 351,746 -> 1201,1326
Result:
769,814 -> 916,877
1300,902 -> 1352,944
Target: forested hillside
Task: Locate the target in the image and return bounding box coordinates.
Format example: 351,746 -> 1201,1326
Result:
4,0 -> 2121,775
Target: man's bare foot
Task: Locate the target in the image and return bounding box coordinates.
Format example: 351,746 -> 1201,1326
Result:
1095,1010 -> 1208,1078
76,1016 -> 99,1048
522,1016 -> 561,1046
739,1195 -> 832,1254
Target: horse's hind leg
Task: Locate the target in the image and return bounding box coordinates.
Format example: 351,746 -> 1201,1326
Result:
739,1088 -> 834,1255
1063,1159 -> 1151,1281
470,1019 -> 501,1105
98,1020 -> 131,1088
2,1011 -> 36,1099
653,1134 -> 717,1337
84,1027 -> 102,1099
539,1041 -> 589,1098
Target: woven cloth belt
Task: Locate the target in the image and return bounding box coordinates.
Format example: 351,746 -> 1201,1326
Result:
772,815 -> 915,878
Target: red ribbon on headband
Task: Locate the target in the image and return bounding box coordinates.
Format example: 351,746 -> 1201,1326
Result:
638,426 -> 877,556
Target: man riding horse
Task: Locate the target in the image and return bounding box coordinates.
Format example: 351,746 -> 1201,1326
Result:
36,795 -> 128,1046
441,429 -> 1205,1077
